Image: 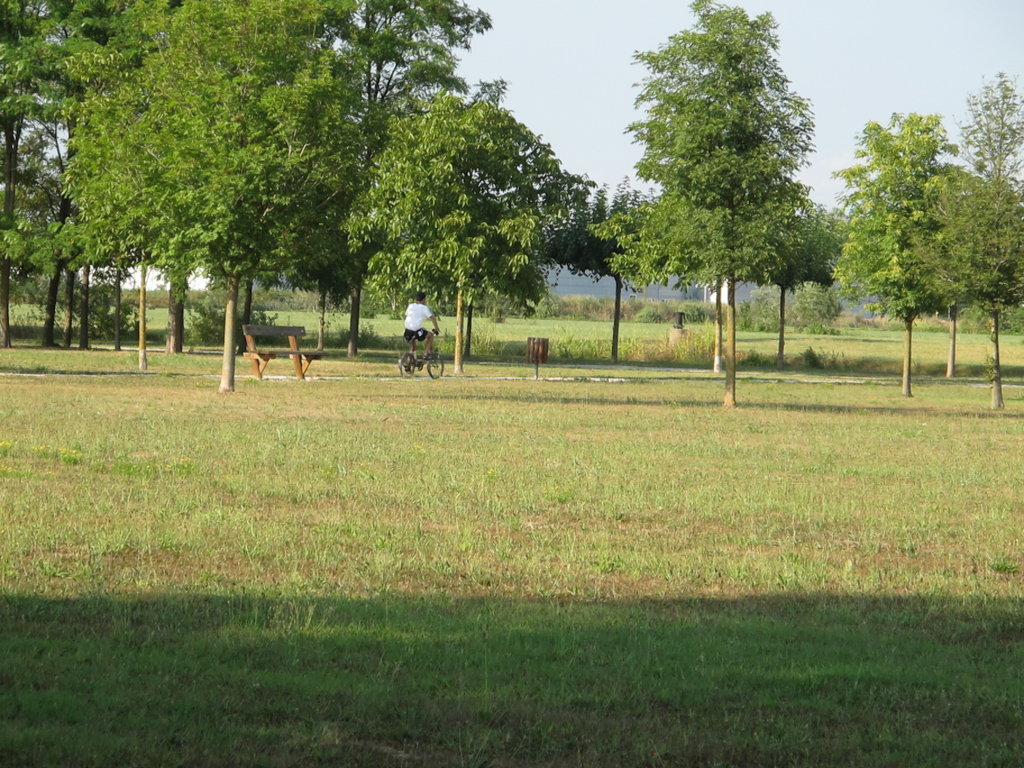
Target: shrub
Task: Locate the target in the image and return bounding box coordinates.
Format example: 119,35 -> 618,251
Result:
88,283 -> 138,342
186,292 -> 277,347
337,322 -> 383,350
633,302 -> 674,324
737,286 -> 780,333
792,283 -> 842,330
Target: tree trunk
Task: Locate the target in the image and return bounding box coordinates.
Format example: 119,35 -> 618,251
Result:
166,274 -> 186,354
901,316 -> 914,398
991,309 -> 1004,410
138,266 -> 148,371
776,285 -> 786,370
465,304 -> 474,359
713,282 -> 723,373
0,256 -> 9,348
454,289 -> 465,374
220,274 -> 240,393
113,269 -> 122,351
1,121 -> 18,348
611,274 -> 623,363
723,280 -> 737,407
317,287 -> 327,351
78,264 -> 91,349
43,265 -> 63,347
347,281 -> 361,357
63,268 -> 76,348
236,278 -> 253,356
946,304 -> 957,378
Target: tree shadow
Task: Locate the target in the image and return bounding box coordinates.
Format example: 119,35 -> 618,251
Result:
2,592 -> 1021,767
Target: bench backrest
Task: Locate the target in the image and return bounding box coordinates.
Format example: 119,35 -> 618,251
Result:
242,325 -> 306,337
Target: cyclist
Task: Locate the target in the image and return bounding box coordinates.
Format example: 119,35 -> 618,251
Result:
403,292 -> 441,362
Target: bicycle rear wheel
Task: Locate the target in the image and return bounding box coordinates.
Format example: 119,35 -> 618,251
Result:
399,351 -> 416,377
426,353 -> 445,379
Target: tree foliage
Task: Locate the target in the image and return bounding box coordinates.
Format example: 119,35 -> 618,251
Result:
627,0 -> 813,404
70,0 -> 363,390
356,92 -> 581,372
934,74 -> 1024,408
836,112 -> 955,396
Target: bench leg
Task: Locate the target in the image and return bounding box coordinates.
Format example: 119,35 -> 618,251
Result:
251,357 -> 264,380
291,353 -> 305,380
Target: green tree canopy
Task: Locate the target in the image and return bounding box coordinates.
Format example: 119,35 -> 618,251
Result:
626,0 -> 813,405
835,112 -> 955,397
544,182 -> 648,361
356,92 -> 581,373
69,0 -> 363,391
933,74 -> 1024,408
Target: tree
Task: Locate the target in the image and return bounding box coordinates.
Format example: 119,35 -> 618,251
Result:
767,205 -> 841,368
627,0 -> 813,406
1,0 -> 50,347
544,182 -> 648,362
357,93 -> 580,374
327,0 -> 492,357
70,0 -> 362,391
836,113 -> 955,397
934,74 -> 1024,409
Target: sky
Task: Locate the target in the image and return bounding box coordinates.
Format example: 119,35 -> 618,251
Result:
456,0 -> 1024,207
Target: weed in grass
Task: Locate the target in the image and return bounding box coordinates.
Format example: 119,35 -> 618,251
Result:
988,556 -> 1019,575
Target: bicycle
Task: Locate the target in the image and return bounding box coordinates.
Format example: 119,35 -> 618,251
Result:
399,334 -> 445,379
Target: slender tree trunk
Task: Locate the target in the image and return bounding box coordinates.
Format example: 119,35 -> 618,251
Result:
776,285 -> 786,370
317,287 -> 327,351
1,122 -> 18,348
78,264 -> 91,349
166,274 -> 186,354
946,304 -> 957,378
901,316 -> 914,398
713,282 -> 723,373
43,265 -> 63,347
991,309 -> 1004,410
113,268 -> 122,351
347,281 -> 361,357
611,274 -> 623,363
723,280 -> 737,407
63,268 -> 76,348
0,256 -> 9,348
138,266 -> 148,371
236,278 -> 253,356
220,274 -> 240,393
465,304 -> 474,359
454,289 -> 465,374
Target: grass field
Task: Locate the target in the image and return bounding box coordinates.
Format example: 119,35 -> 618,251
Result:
1,337 -> 1023,766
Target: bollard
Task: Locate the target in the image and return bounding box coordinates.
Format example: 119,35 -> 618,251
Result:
526,337 -> 549,379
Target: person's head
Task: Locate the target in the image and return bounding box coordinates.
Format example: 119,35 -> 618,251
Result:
415,291 -> 426,302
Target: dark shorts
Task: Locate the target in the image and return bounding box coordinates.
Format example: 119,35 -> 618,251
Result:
404,328 -> 429,342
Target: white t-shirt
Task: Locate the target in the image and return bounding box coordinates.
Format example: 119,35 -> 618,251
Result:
404,302 -> 434,331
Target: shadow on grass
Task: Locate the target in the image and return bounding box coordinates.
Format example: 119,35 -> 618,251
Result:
2,593 -> 1021,767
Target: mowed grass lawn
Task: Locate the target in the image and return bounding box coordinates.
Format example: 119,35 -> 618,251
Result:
1,352 -> 1023,766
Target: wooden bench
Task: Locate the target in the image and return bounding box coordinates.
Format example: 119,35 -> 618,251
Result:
242,324 -> 323,380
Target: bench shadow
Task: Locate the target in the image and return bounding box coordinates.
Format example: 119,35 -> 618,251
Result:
3,592 -> 1021,767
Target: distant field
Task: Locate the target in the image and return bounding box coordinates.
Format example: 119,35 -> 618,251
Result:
1,363 -> 1022,766
7,302 -> 1024,380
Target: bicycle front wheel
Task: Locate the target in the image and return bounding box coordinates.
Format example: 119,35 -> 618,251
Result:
399,352 -> 416,377
426,353 -> 445,379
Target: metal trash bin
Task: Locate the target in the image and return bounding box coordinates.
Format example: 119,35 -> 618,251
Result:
526,337 -> 549,378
